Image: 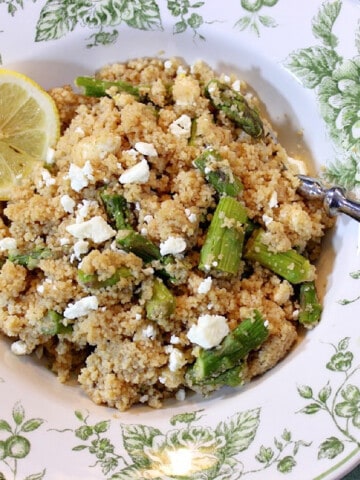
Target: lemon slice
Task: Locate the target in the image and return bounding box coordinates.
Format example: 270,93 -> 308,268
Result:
0,69 -> 60,200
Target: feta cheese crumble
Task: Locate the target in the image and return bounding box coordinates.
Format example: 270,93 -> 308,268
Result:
187,314 -> 229,349
0,237 -> 17,251
169,114 -> 192,138
64,295 -> 99,319
119,159 -> 150,184
68,161 -> 94,192
185,208 -> 197,223
41,169 -> 56,187
165,345 -> 187,372
269,191 -> 278,209
197,276 -> 212,294
60,195 -> 76,214
134,142 -> 157,157
159,236 -> 187,256
73,240 -> 89,260
66,216 -> 116,243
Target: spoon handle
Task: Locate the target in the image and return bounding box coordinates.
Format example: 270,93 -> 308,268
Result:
297,175 -> 360,222
324,187 -> 360,222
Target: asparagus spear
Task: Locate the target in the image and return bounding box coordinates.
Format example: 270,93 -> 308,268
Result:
188,118 -> 197,146
40,310 -> 72,336
100,193 -> 132,230
186,310 -> 269,391
77,267 -> 132,288
99,193 -> 161,263
75,76 -> 141,99
199,196 -> 248,275
145,278 -> 176,323
117,230 -> 161,263
8,248 -> 51,270
244,229 -> 315,284
193,149 -> 243,197
205,79 -> 264,138
298,281 -> 322,327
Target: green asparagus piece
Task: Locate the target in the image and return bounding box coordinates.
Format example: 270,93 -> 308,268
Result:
8,248 -> 51,270
100,193 -> 132,230
117,230 -> 161,263
244,229 -> 315,284
186,310 -> 269,388
199,196 -> 248,275
145,278 -> 176,323
190,364 -> 246,395
75,76 -> 141,99
189,118 -> 197,146
77,267 -> 132,288
100,193 -> 161,263
194,149 -> 243,197
40,310 -> 73,336
205,79 -> 264,138
298,281 -> 322,327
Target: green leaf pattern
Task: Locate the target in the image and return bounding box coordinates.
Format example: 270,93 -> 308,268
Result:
234,0 -> 280,37
298,337 -> 360,461
0,1 -> 360,479
0,401 -> 45,480
285,0 -> 360,190
50,405 -> 312,479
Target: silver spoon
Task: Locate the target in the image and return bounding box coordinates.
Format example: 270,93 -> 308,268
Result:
297,175 -> 360,222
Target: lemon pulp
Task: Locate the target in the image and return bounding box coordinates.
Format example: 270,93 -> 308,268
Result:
0,69 -> 60,200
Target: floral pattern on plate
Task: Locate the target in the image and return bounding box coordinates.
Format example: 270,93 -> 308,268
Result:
0,1 -> 359,479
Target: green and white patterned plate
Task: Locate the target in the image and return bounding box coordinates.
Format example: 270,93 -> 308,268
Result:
1,1 -> 360,479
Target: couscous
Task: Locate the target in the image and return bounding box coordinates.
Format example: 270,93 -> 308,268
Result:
0,57 -> 334,411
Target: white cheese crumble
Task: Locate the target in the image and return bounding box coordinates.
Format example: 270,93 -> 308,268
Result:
169,114 -> 192,138
73,240 -> 89,260
159,236 -> 187,256
187,314 -> 229,349
68,161 -> 94,192
165,345 -> 187,372
185,208 -> 197,223
0,237 -> 16,251
262,214 -> 273,226
119,159 -> 150,184
36,284 -> 45,294
60,195 -> 76,214
41,169 -> 56,187
269,191 -> 278,209
142,324 -> 157,339
76,199 -> 98,222
164,60 -> 173,69
170,335 -> 180,344
134,142 -> 157,157
11,340 -> 27,355
197,276 -> 212,294
45,147 -> 55,165
64,295 -> 99,319
66,216 -> 116,243
286,156 -> 308,175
